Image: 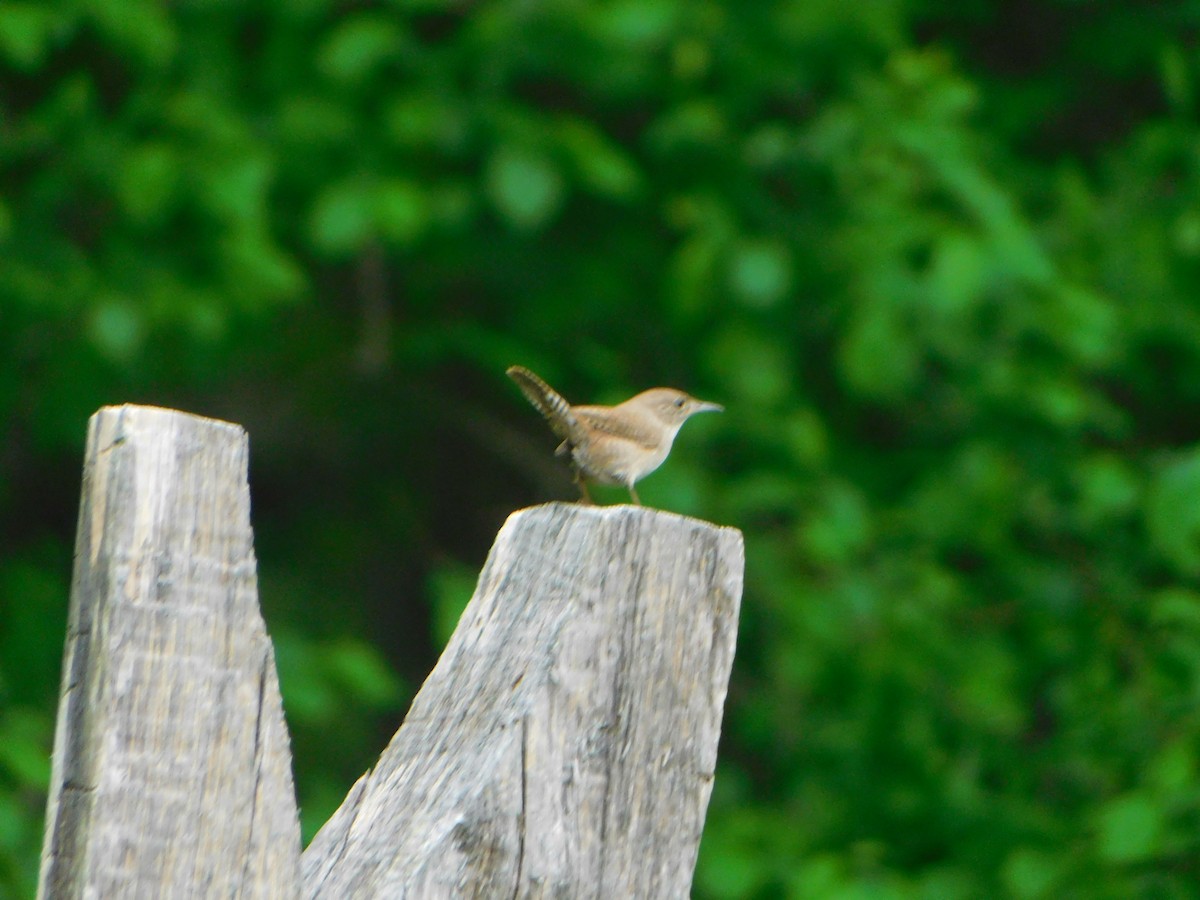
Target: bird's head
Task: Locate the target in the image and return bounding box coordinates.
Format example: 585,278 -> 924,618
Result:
634,388 -> 724,428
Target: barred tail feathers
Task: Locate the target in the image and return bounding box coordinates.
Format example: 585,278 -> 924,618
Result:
506,366 -> 585,445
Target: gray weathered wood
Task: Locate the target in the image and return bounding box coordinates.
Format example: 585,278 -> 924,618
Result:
38,405 -> 301,899
301,502 -> 744,899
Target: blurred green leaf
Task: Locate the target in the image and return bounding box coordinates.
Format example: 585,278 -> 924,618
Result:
1095,793 -> 1164,864
88,299 -> 145,362
273,632 -> 339,725
800,481 -> 872,565
118,142 -> 179,224
385,95 -> 468,151
706,328 -> 792,405
86,0 -> 176,68
839,302 -> 920,398
278,95 -> 356,146
649,100 -> 726,149
727,238 -> 793,309
927,231 -> 984,313
309,179 -> 375,255
1074,454 -> 1139,526
1146,449 -> 1200,575
221,230 -> 306,304
484,145 -> 565,230
1045,285 -> 1120,368
0,4 -> 59,70
783,409 -> 829,467
324,638 -> 403,707
556,119 -> 642,199
0,709 -> 51,788
668,235 -> 721,318
1150,588 -> 1200,630
1001,848 -> 1062,900
200,153 -> 273,226
428,562 -> 478,648
317,15 -> 407,83
374,179 -> 429,246
1148,740 -> 1194,797
589,0 -> 679,49
0,792 -> 25,851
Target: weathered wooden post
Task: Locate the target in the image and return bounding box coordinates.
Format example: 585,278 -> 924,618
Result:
301,503 -> 744,898
39,404 -> 744,899
38,406 -> 301,898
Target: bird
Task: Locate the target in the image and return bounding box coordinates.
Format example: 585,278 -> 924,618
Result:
506,365 -> 723,505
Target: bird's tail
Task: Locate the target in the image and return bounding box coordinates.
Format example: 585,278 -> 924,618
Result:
506,366 -> 586,447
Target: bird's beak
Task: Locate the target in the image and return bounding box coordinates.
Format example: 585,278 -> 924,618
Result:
693,400 -> 724,414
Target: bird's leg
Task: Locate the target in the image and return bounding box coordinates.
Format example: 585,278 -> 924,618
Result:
627,483 -> 641,506
575,473 -> 594,505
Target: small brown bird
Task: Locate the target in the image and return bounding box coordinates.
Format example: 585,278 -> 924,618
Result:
507,365 -> 723,505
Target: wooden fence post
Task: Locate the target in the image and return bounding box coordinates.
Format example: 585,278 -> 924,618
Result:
301,502 -> 744,899
37,405 -> 300,898
39,406 -> 744,898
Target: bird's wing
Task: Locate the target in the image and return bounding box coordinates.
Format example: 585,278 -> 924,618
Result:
573,406 -> 660,450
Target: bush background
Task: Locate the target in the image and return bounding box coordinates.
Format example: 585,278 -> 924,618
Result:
3,2 -> 1200,896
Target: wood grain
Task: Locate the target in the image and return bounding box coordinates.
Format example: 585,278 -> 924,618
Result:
301,502 -> 744,899
37,405 -> 300,899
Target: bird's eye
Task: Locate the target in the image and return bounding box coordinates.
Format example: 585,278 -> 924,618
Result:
674,397 -> 685,407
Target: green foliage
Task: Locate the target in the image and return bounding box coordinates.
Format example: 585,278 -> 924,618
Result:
4,1 -> 1200,896
272,630 -> 406,842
